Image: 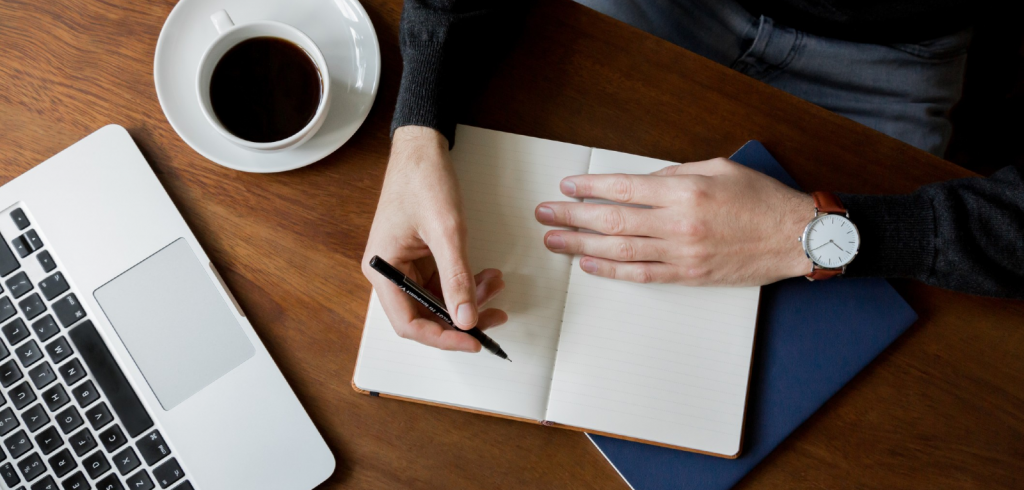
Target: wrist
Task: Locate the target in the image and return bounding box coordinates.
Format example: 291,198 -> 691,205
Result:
783,192 -> 815,278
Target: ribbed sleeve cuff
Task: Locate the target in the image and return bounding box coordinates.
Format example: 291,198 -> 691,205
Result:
390,40 -> 455,148
837,193 -> 936,280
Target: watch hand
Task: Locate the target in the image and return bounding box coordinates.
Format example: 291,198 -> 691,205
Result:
830,240 -> 847,253
810,242 -> 831,251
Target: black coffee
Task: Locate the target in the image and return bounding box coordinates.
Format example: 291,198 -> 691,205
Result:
210,37 -> 322,143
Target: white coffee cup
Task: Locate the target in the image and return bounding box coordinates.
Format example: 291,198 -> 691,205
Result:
196,10 -> 331,152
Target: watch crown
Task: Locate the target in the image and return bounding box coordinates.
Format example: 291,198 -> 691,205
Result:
797,236 -> 803,242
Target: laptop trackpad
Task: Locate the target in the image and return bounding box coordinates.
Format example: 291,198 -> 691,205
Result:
94,238 -> 254,410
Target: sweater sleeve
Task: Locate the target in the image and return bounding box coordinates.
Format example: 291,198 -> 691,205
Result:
391,0 -> 519,147
838,164 -> 1024,299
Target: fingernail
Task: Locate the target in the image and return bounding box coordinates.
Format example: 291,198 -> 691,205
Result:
581,259 -> 598,273
560,180 -> 577,196
457,303 -> 476,327
536,206 -> 555,223
546,235 -> 565,249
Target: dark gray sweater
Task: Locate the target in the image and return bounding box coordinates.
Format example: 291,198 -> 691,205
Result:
391,0 -> 1024,299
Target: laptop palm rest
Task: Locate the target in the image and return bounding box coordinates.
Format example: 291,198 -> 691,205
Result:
94,238 -> 254,410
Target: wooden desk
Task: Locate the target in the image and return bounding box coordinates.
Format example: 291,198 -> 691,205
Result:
1,0 -> 1021,488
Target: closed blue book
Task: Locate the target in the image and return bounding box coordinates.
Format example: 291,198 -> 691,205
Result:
588,141 -> 918,490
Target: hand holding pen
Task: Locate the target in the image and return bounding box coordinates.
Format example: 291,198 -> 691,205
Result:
367,255 -> 511,360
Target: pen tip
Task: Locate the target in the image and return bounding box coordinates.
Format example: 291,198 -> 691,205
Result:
506,358 -> 512,362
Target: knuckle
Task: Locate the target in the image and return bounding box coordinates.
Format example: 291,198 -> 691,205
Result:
611,175 -> 636,202
616,240 -> 637,261
434,215 -> 465,238
602,209 -> 626,234
561,206 -> 574,226
675,219 -> 707,239
446,270 -> 474,292
633,267 -> 655,284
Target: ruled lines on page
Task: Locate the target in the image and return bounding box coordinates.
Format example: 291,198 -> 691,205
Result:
353,125 -> 591,421
544,149 -> 761,456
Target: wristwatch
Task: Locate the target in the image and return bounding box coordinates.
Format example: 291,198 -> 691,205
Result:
798,191 -> 860,281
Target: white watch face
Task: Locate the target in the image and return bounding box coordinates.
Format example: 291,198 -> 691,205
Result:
804,214 -> 860,268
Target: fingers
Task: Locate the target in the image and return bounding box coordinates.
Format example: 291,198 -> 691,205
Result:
544,231 -> 667,262
474,269 -> 505,307
578,256 -> 681,284
535,202 -> 658,236
425,224 -> 479,329
650,157 -> 738,176
558,173 -> 674,206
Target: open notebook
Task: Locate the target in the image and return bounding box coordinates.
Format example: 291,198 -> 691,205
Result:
353,125 -> 761,458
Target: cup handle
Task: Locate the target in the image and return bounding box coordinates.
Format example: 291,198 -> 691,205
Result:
211,10 -> 235,34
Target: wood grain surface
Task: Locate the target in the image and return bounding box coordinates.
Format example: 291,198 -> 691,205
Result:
1,0 -> 1021,488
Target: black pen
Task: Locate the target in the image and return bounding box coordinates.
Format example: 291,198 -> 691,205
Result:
369,255 -> 511,362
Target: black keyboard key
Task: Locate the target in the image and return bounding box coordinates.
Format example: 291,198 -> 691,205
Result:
57,358 -> 85,386
4,430 -> 33,459
99,425 -> 126,453
71,380 -> 99,408
96,472 -> 125,490
17,231 -> 42,255
0,297 -> 15,323
36,251 -> 55,274
16,340 -> 43,368
68,428 -> 96,456
46,338 -> 74,366
62,471 -> 89,490
136,431 -> 171,466
10,209 -> 29,230
18,294 -> 46,321
9,382 -> 36,409
17,452 -> 45,482
112,446 -> 140,475
29,362 -> 57,390
82,450 -> 111,479
0,461 -> 19,486
43,384 -> 70,412
69,322 -> 152,437
32,474 -> 58,490
55,406 -> 83,435
127,470 -> 155,490
172,481 -> 193,490
85,403 -> 113,431
0,232 -> 18,278
38,273 -> 69,302
47,448 -> 76,478
0,359 -> 23,388
32,316 -> 60,343
5,272 -> 33,299
20,404 -> 48,432
33,426 -> 62,455
152,458 -> 184,489
0,407 -> 18,436
52,295 -> 85,328
11,235 -> 30,258
0,340 -> 8,362
2,319 -> 30,346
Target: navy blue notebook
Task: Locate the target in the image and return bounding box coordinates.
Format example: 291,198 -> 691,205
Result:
588,141 -> 918,490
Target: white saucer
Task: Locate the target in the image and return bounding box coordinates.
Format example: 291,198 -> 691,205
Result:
154,0 -> 380,173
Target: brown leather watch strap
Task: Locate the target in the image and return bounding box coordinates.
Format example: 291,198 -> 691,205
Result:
812,191 -> 846,214
806,268 -> 843,281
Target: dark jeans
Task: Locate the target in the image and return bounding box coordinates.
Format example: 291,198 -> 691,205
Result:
578,0 -> 971,157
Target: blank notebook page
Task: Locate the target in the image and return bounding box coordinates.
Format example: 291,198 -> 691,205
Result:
353,126 -> 591,421
544,149 -> 761,456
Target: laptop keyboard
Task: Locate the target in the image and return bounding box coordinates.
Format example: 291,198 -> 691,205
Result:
0,207 -> 193,490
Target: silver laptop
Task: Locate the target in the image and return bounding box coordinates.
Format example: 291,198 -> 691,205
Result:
0,126 -> 334,490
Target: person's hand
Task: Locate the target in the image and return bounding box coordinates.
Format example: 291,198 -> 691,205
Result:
362,126 -> 508,351
534,158 -> 814,286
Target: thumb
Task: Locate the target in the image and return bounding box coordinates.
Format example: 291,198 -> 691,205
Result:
429,231 -> 478,330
